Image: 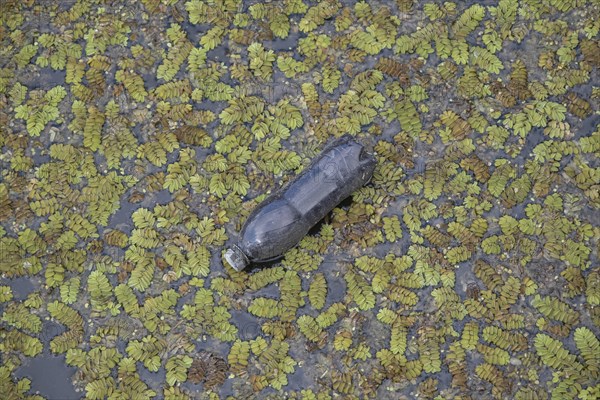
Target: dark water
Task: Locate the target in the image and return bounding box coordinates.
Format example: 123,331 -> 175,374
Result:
15,354 -> 79,400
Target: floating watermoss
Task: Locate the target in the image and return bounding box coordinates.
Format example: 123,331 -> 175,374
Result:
1,0 -> 599,398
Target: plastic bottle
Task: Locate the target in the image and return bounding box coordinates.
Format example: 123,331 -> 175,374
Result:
225,134 -> 377,271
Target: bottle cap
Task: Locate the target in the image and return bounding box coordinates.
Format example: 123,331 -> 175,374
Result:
224,244 -> 249,272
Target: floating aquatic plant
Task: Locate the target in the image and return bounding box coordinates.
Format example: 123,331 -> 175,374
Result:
0,0 -> 598,398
